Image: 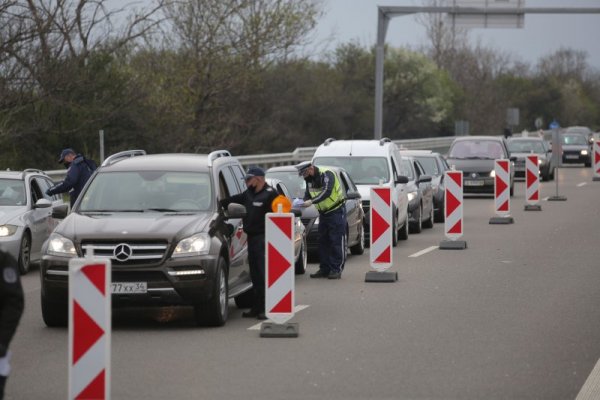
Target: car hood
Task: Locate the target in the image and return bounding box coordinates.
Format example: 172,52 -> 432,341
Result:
0,207 -> 28,225
56,212 -> 214,242
446,158 -> 497,173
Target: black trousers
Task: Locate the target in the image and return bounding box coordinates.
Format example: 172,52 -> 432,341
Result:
247,234 -> 266,312
0,375 -> 6,400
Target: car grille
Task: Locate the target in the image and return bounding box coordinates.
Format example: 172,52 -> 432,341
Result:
79,240 -> 169,266
362,200 -> 370,215
464,172 -> 492,179
300,218 -> 311,227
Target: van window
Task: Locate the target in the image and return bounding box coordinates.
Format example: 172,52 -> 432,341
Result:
313,156 -> 389,185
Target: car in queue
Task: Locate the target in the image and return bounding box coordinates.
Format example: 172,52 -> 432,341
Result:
41,150 -> 254,327
446,136 -> 515,196
560,132 -> 592,167
265,165 -> 365,262
264,177 -> 307,274
507,137 -> 556,181
400,150 -> 449,223
311,138 -> 410,247
0,169 -> 67,274
398,157 -> 434,233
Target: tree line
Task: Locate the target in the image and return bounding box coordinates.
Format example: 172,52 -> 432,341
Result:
1,0 -> 599,170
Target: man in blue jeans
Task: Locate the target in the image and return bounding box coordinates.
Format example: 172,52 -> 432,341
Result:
297,161 -> 346,279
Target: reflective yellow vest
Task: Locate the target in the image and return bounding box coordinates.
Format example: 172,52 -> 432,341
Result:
308,167 -> 344,213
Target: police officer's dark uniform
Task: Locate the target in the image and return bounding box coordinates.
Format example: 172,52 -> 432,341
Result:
46,148 -> 97,207
0,252 -> 25,399
297,161 -> 346,279
219,166 -> 278,319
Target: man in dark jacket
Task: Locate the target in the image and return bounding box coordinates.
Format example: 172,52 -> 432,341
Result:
0,251 -> 25,399
46,148 -> 97,207
220,166 -> 278,320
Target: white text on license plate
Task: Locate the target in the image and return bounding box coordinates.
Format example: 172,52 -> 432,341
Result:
111,282 -> 147,294
464,180 -> 484,186
566,155 -> 579,159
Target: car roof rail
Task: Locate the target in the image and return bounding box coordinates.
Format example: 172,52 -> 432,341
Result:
323,138 -> 336,146
379,137 -> 392,145
101,150 -> 146,167
21,168 -> 45,179
207,150 -> 232,166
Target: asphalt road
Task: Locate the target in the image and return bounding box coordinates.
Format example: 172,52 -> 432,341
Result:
7,166 -> 600,400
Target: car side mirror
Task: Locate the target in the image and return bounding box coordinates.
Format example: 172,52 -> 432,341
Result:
35,198 -> 52,209
417,175 -> 432,183
225,203 -> 246,219
51,204 -> 69,219
346,191 -> 361,200
509,156 -> 518,162
395,176 -> 409,184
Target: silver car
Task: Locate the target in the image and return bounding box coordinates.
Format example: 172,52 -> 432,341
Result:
0,169 -> 67,274
507,137 -> 556,181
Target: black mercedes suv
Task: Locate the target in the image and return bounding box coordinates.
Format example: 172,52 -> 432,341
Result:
40,150 -> 254,327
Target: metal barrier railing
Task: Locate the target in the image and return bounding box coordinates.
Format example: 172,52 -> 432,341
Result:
45,136 -> 457,181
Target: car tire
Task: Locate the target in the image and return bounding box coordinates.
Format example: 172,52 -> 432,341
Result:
585,161 -> 592,168
410,205 -> 423,234
398,212 -> 409,241
392,215 -> 398,247
295,238 -> 307,274
423,204 -> 434,229
41,289 -> 67,327
194,257 -> 228,327
234,289 -> 254,309
18,232 -> 31,275
349,223 -> 365,255
550,167 -> 555,180
434,202 -> 444,223
510,183 -> 514,197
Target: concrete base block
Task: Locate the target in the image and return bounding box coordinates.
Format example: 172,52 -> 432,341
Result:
489,216 -> 514,224
439,240 -> 467,250
260,322 -> 299,338
524,204 -> 542,211
593,177 -> 600,181
547,196 -> 567,201
365,271 -> 398,282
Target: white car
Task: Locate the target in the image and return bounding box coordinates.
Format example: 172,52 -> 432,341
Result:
312,138 -> 409,246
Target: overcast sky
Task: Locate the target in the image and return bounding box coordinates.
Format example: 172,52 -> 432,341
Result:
310,0 -> 600,68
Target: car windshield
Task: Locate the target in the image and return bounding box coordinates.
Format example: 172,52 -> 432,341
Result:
449,140 -> 505,159
265,171 -> 306,199
561,134 -> 587,146
400,159 -> 414,180
0,179 -> 26,206
507,140 -> 546,154
79,171 -> 212,212
312,157 -> 389,185
414,156 -> 439,176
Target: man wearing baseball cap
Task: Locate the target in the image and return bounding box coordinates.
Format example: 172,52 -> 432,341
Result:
46,148 -> 97,207
219,166 -> 279,320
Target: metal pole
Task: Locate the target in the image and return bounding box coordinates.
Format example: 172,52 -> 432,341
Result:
99,130 -> 105,163
548,126 -> 567,201
374,10 -> 389,140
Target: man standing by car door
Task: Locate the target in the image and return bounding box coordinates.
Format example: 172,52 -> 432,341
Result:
46,148 -> 97,207
0,251 -> 24,399
296,161 -> 346,280
220,166 -> 278,320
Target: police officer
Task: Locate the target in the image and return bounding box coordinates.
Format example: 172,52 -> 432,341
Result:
46,148 -> 97,207
296,161 -> 346,279
220,166 -> 278,320
0,251 -> 25,399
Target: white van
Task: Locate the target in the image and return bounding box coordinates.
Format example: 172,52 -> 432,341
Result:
312,138 -> 409,246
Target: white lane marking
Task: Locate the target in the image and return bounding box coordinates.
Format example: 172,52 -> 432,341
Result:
408,246 -> 439,258
247,304 -> 309,330
575,357 -> 600,400
577,182 -> 587,187
542,197 -> 550,201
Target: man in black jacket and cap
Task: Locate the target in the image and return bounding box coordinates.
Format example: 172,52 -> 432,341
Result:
46,148 -> 97,207
0,251 -> 24,399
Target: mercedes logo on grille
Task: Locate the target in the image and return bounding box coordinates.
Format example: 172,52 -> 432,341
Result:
471,173 -> 477,178
113,243 -> 133,262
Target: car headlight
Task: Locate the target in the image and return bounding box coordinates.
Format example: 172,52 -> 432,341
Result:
581,150 -> 589,156
407,192 -> 417,202
0,225 -> 18,237
173,233 -> 211,257
538,159 -> 543,165
47,233 -> 77,257
489,170 -> 496,178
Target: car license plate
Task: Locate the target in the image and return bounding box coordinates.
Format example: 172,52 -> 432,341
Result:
566,155 -> 579,159
111,282 -> 147,294
464,180 -> 484,186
